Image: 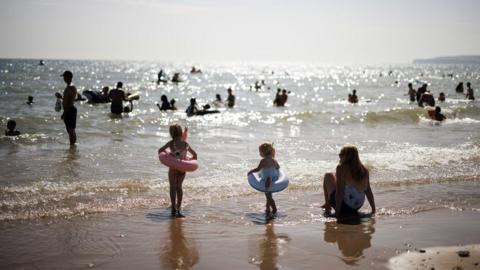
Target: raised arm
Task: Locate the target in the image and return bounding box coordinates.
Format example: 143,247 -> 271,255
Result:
365,172 -> 376,214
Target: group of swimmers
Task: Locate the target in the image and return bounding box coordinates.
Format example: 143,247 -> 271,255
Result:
405,81 -> 476,121
273,89 -> 289,106
408,82 -> 475,105
157,69 -> 192,84
160,123 -> 375,220
455,82 -> 476,100
157,87 -> 236,116
4,67 -> 476,144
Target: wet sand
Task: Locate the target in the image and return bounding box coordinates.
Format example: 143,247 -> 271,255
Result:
389,244 -> 480,270
1,189 -> 479,270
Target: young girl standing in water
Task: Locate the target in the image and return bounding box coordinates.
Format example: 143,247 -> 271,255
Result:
158,124 -> 197,217
248,143 -> 281,219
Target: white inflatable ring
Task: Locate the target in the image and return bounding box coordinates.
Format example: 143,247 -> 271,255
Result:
248,170 -> 289,193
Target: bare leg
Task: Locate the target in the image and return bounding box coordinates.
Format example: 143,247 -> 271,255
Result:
323,173 -> 336,214
265,177 -> 272,215
268,193 -> 277,215
67,128 -> 76,145
265,192 -> 271,214
168,169 -> 177,215
175,172 -> 186,213
265,192 -> 276,219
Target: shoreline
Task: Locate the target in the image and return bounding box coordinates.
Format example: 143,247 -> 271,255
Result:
1,188 -> 479,270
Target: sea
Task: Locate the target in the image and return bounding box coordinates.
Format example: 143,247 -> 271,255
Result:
1,59 -> 479,222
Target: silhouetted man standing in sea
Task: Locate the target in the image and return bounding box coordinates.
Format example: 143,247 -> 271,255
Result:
61,70 -> 77,146
109,82 -> 127,115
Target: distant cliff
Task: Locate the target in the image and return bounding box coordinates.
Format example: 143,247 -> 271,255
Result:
413,55 -> 480,64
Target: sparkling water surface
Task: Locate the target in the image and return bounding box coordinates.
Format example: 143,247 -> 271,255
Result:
1,59 -> 479,221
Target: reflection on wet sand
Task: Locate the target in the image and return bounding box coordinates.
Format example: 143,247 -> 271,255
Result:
324,217 -> 376,265
159,218 -> 199,270
249,223 -> 291,269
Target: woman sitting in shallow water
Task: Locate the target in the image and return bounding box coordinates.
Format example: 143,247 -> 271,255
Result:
322,145 -> 375,218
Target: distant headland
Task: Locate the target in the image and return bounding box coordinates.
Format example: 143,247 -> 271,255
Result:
413,55 -> 480,64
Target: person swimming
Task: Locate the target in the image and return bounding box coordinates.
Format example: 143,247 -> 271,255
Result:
26,96 -> 34,105
190,66 -> 202,74
226,88 -> 235,108
416,84 -> 428,102
456,82 -> 464,93
418,90 -> 435,107
109,82 -> 128,115
170,99 -> 177,110
157,69 -> 167,84
433,106 -> 446,121
158,95 -> 172,111
172,73 -> 182,83
213,94 -> 223,107
254,81 -> 261,91
275,89 -> 289,106
348,90 -> 358,104
407,83 -> 416,102
185,98 -> 199,117
5,120 -> 21,136
438,92 -> 446,103
273,89 -> 281,106
466,82 -> 475,100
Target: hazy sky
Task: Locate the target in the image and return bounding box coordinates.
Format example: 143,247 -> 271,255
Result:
1,0 -> 479,64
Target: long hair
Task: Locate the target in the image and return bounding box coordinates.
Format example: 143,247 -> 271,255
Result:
340,145 -> 368,182
169,124 -> 183,140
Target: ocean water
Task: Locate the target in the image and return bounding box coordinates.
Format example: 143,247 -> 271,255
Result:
0,59 -> 479,221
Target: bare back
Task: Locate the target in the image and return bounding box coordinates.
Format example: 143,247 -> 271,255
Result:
63,85 -> 77,110
260,157 -> 280,170
336,164 -> 369,192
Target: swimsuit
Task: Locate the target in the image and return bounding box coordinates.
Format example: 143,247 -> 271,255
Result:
171,141 -> 188,159
63,106 -> 77,130
111,102 -> 123,114
329,184 -> 365,213
343,185 -> 365,209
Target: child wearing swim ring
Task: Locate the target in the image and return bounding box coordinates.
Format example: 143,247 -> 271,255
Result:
248,143 -> 280,219
322,145 -> 375,218
158,124 -> 197,217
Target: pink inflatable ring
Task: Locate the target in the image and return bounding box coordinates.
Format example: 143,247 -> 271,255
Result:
158,150 -> 198,172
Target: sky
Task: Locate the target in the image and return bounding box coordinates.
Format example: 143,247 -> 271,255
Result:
1,0 -> 479,64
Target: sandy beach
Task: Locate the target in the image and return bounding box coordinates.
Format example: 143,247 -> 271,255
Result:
1,185 -> 479,270
1,59 -> 480,269
2,0 -> 480,267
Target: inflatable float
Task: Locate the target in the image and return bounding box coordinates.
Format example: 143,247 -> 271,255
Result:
159,150 -> 198,172
127,92 -> 140,101
248,170 -> 289,193
158,127 -> 196,172
82,90 -> 109,103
